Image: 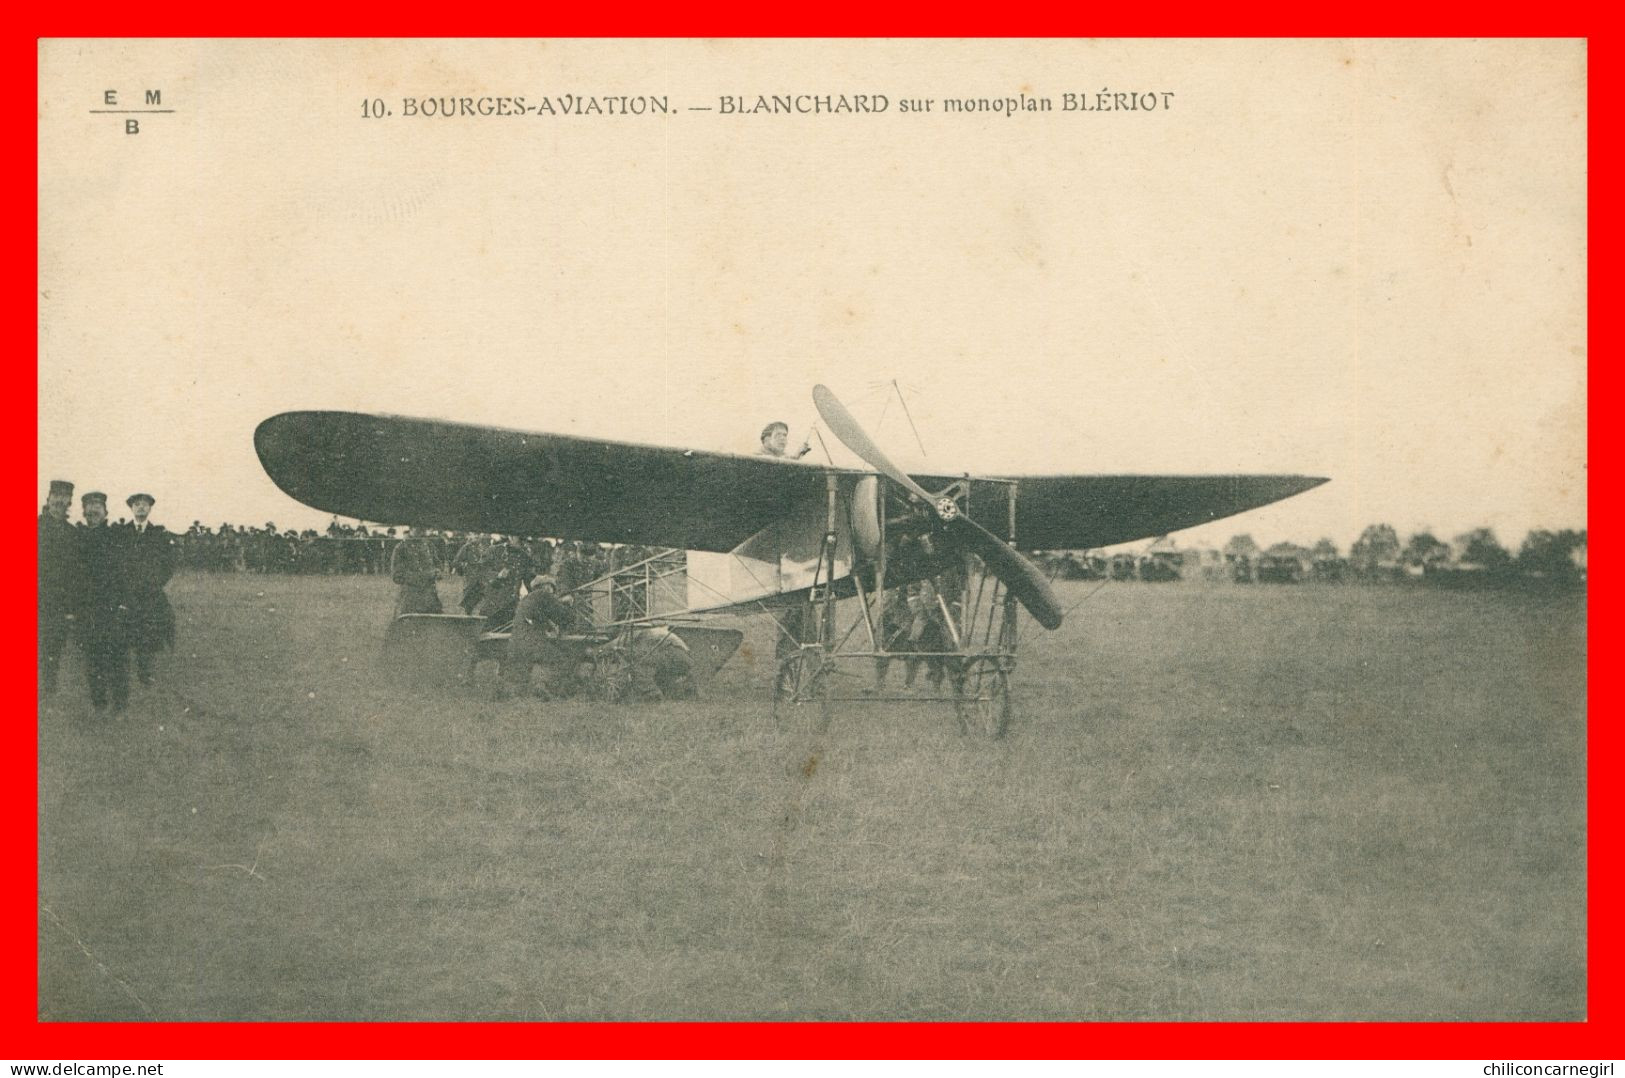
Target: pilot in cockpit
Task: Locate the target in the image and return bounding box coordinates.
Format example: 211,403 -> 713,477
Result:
757,421 -> 811,459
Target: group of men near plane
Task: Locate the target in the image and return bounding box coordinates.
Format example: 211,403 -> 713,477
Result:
38,480 -> 176,715
389,524 -> 696,703
37,421 -> 951,710
385,420 -> 821,702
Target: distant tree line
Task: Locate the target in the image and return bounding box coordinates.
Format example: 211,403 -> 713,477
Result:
1034,525 -> 1586,587
1341,524 -> 1586,582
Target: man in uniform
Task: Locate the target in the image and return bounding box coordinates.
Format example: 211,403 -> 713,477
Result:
757,421 -> 812,459
76,491 -> 131,715
124,493 -> 176,686
389,524 -> 443,617
502,575 -> 576,697
38,479 -> 79,696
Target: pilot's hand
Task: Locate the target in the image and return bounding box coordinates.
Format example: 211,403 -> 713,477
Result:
63,614 -> 75,622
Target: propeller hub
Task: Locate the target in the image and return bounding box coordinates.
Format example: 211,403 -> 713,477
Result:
934,497 -> 959,522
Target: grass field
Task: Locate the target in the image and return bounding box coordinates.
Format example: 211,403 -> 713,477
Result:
38,572 -> 1587,1021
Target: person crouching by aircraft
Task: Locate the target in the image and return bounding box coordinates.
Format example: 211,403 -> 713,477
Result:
390,524 -> 443,616
124,493 -> 176,687
501,575 -> 575,698
76,491 -> 132,716
629,626 -> 696,702
39,479 -> 80,697
757,421 -> 811,459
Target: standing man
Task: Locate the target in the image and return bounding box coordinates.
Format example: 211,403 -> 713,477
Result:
451,533 -> 491,615
124,493 -> 175,687
76,491 -> 131,715
474,537 -> 535,626
389,524 -> 443,616
38,479 -> 79,696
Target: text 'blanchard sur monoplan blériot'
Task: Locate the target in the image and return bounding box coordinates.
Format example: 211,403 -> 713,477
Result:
361,90 -> 1177,120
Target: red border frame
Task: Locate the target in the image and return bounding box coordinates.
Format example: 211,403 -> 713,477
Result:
12,14 -> 1610,1061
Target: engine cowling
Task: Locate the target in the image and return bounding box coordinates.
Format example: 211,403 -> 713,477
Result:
850,475 -> 882,560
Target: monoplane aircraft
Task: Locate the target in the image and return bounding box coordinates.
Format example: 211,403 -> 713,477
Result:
255,385 -> 1326,735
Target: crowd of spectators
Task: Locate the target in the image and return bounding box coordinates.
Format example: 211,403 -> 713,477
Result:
169,518 -> 662,581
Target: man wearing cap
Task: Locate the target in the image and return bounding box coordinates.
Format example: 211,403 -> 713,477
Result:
389,523 -> 443,617
38,480 -> 80,696
502,575 -> 576,697
76,491 -> 132,714
757,421 -> 812,459
124,494 -> 176,686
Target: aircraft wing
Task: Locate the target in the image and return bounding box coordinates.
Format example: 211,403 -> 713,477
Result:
255,411 -> 832,552
919,472 -> 1330,550
256,411 -> 1326,554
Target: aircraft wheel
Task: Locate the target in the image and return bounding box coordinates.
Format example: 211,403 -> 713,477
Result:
773,646 -> 831,731
588,646 -> 632,703
956,657 -> 1012,739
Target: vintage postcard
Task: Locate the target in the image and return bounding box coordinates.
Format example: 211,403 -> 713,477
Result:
36,39 -> 1586,1024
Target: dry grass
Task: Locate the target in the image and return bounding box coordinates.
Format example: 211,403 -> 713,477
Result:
38,574 -> 1586,1020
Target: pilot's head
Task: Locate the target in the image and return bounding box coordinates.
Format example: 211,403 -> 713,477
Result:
126,493 -> 155,523
760,421 -> 790,456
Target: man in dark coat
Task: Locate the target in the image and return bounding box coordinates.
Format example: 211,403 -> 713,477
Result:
38,479 -> 79,695
553,542 -> 592,593
76,491 -> 132,714
389,524 -> 443,616
473,537 -> 535,627
451,534 -> 492,615
551,542 -> 600,631
502,576 -> 577,697
124,493 -> 176,686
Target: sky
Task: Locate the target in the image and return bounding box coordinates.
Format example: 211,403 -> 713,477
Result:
38,39 -> 1586,552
